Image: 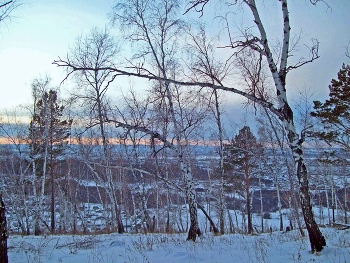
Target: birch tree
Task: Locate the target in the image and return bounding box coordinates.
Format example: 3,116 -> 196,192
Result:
186,24 -> 233,234
257,110 -> 304,233
67,27 -> 125,233
116,89 -> 154,233
54,0 -> 327,251
0,111 -> 32,235
187,0 -> 326,251
110,0 -> 202,240
228,2 -> 324,250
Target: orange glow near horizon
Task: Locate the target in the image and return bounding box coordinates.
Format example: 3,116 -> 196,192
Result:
0,137 -> 24,145
0,136 -> 227,147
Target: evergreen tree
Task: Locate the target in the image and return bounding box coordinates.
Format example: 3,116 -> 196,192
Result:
29,87 -> 72,233
223,126 -> 263,234
311,64 -> 350,149
311,63 -> 350,224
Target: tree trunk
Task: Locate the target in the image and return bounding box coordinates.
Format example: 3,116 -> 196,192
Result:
182,162 -> 201,241
227,209 -> 235,233
284,104 -> 324,250
296,159 -> 326,252
262,108 -> 285,231
50,162 -> 55,233
325,191 -> 330,225
259,176 -> 264,232
344,177 -> 348,224
344,173 -> 348,224
244,155 -> 252,234
0,194 -> 8,263
166,192 -> 171,233
97,86 -> 124,234
276,176 -> 284,231
219,187 -> 225,234
214,89 -> 225,235
244,0 -> 326,251
197,203 -> 219,235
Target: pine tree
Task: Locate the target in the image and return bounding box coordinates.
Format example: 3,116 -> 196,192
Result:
29,88 -> 72,233
311,63 -> 350,224
223,126 -> 263,234
311,64 -> 350,149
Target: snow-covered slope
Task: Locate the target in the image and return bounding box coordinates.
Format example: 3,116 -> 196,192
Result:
8,227 -> 350,263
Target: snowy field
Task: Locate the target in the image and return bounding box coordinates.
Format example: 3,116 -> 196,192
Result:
7,227 -> 350,263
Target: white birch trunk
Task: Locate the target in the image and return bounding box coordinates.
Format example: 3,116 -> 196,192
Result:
214,89 -> 225,235
344,177 -> 348,224
275,173 -> 284,231
245,0 -> 326,251
259,176 -> 264,232
323,171 -> 331,225
160,54 -> 200,239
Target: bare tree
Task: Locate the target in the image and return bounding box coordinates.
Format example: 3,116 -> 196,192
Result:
186,0 -> 325,251
116,89 -> 154,233
54,0 -> 327,251
257,109 -> 305,235
0,1 -> 21,261
110,0 -> 202,241
0,110 -> 33,235
68,27 -> 125,233
186,24 -> 233,234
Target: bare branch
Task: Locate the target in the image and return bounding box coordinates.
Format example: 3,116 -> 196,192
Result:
309,0 -> 331,10
0,0 -> 20,23
183,0 -> 209,16
222,30 -> 264,56
104,116 -> 174,150
286,39 -> 320,72
53,58 -> 280,118
0,1 -> 12,9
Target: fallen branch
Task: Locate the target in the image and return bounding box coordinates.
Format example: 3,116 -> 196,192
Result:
332,222 -> 350,230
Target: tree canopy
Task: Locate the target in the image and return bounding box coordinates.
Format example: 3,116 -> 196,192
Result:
311,64 -> 350,149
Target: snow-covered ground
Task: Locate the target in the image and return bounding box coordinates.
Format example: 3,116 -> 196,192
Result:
8,227 -> 350,263
7,207 -> 350,262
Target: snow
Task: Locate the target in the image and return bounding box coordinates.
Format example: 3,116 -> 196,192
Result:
7,227 -> 350,263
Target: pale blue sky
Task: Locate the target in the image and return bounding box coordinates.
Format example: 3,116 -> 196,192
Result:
0,0 -> 115,110
0,0 -> 349,113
